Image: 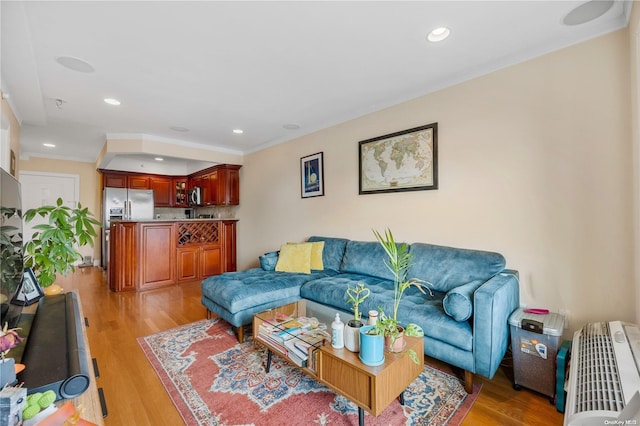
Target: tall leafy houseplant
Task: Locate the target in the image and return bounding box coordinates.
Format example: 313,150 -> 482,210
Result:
23,198 -> 101,288
373,228 -> 431,362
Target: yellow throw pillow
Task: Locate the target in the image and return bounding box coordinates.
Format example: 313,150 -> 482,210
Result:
275,243 -> 312,274
287,241 -> 324,270
309,241 -> 324,270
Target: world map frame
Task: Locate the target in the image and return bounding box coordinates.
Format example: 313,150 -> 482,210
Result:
358,122 -> 438,195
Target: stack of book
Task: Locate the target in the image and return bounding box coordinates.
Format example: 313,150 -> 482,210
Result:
257,316 -> 328,369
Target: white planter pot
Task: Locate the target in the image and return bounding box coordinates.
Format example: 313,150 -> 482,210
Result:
344,320 -> 364,352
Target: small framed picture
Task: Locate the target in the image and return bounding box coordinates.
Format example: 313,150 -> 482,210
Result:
11,268 -> 44,306
300,152 -> 324,198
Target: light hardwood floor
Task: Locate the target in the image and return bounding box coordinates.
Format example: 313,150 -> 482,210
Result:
58,267 -> 564,425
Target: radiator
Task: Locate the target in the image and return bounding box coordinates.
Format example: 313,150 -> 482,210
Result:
564,321 -> 640,425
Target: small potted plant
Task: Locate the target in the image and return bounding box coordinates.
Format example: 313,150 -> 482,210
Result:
344,282 -> 370,352
373,228 -> 431,363
23,198 -> 101,294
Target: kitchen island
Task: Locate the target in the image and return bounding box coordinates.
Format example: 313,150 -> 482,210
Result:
109,219 -> 237,292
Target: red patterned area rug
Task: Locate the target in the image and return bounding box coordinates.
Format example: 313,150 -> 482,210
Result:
138,319 -> 481,426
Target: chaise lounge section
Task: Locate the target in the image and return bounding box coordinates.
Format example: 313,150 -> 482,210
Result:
201,236 -> 519,392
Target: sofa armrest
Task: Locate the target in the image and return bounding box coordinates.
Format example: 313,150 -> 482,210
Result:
472,270 -> 520,379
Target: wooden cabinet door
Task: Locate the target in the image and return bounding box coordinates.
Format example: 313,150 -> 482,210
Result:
139,223 -> 176,289
200,173 -> 212,205
109,222 -> 137,291
209,171 -> 219,205
103,172 -> 127,188
173,178 -> 188,207
221,221 -> 237,272
128,175 -> 150,189
217,167 -> 240,205
226,168 -> 240,205
200,244 -> 221,278
150,177 -> 173,207
177,247 -> 198,282
212,165 -> 240,205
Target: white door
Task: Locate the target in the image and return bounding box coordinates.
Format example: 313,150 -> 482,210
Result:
19,171 -> 84,256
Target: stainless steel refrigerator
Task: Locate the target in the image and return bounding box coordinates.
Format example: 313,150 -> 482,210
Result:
102,188 -> 155,270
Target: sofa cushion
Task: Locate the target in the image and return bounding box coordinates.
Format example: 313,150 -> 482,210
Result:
408,243 -> 506,293
300,273 -> 473,351
201,268 -> 336,313
443,279 -> 485,321
275,243 -> 312,273
259,251 -> 279,271
340,241 -> 396,281
307,236 -> 349,271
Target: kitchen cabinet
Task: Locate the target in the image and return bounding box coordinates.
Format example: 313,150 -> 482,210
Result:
177,244 -> 221,281
139,223 -> 176,290
102,164 -> 240,206
173,178 -> 188,207
109,222 -> 137,292
211,165 -> 241,205
200,173 -> 213,205
221,220 -> 237,272
150,176 -> 173,207
101,171 -> 150,189
176,221 -> 221,281
188,164 -> 241,206
128,175 -> 150,189
108,219 -> 236,292
103,172 -> 128,188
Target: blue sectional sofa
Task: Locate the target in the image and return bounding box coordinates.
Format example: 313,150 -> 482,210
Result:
201,236 -> 519,392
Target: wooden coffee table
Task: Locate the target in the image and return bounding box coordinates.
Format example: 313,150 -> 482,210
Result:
253,300 -> 424,425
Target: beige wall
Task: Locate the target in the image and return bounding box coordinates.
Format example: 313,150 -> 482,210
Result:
1,94 -> 21,177
631,3 -> 640,325
19,157 -> 102,261
239,29 -> 632,336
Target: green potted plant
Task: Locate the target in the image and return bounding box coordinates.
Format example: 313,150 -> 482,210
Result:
373,228 -> 431,363
344,282 -> 371,352
0,207 -> 24,297
23,198 -> 101,293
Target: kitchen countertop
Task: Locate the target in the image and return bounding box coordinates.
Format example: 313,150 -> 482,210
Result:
110,218 -> 237,223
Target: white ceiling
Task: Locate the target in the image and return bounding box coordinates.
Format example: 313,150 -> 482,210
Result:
0,1 -> 633,169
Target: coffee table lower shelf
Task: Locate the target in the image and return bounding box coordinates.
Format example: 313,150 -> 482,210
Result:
254,335 -> 424,425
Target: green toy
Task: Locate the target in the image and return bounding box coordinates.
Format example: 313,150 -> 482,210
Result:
22,390 -> 56,420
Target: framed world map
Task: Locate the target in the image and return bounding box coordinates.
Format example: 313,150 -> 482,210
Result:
359,123 -> 438,194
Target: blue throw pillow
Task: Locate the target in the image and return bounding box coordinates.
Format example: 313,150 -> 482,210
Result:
259,251 -> 279,271
442,280 -> 485,321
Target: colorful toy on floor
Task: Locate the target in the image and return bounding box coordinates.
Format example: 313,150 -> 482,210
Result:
22,390 -> 56,420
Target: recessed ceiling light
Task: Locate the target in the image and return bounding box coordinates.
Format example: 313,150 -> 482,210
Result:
563,0 -> 614,26
233,129 -> 244,134
154,157 -> 164,161
104,98 -> 121,106
283,123 -> 301,130
43,143 -> 56,148
55,56 -> 95,73
170,126 -> 189,132
427,27 -> 450,43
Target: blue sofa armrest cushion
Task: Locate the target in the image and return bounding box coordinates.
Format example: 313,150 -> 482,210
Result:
473,270 -> 520,379
442,279 -> 485,321
259,251 -> 279,271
